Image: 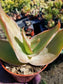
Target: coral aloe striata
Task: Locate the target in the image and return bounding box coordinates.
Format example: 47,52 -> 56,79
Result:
0,6 -> 63,66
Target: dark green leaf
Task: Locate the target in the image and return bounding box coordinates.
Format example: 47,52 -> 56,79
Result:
0,40 -> 21,65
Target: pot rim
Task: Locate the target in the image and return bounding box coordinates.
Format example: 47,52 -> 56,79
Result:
0,60 -> 48,77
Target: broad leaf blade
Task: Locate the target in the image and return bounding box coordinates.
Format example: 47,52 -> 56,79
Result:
47,30 -> 63,55
28,30 -> 63,66
0,40 -> 21,65
0,8 -> 30,63
30,22 -> 60,54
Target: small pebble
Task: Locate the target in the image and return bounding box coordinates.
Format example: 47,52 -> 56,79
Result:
12,67 -> 16,73
4,63 -> 44,75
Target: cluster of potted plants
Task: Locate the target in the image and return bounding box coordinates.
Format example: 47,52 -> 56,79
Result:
0,0 -> 49,20
0,4 -> 63,83
0,0 -> 63,83
42,0 -> 63,28
1,0 -> 63,35
1,0 -> 31,20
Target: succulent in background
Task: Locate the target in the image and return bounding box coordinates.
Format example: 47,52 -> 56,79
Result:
43,14 -> 52,21
1,0 -> 14,13
47,1 -> 54,7
1,0 -> 31,14
52,8 -> 59,17
22,4 -> 31,14
54,1 -> 63,9
57,14 -> 63,23
45,7 -> 52,14
47,20 -> 55,28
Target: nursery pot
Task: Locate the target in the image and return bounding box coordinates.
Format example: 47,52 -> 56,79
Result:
0,60 -> 47,83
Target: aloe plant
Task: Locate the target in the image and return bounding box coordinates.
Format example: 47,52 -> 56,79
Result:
0,7 -> 63,66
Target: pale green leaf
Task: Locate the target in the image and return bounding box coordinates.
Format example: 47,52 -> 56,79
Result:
0,7 -> 31,63
30,22 -> 60,54
0,7 -> 63,66
28,30 -> 63,66
21,29 -> 33,54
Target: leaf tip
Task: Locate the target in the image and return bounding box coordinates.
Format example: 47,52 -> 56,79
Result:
58,20 -> 61,29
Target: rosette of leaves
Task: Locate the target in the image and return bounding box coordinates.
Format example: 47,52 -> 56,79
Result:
1,0 -> 31,14
22,4 -> 31,14
0,7 -> 63,66
43,14 -> 53,21
47,20 -> 55,28
43,4 -> 59,17
43,5 -> 53,15
47,1 -> 54,7
54,0 -> 63,9
52,8 -> 59,17
1,0 -> 14,13
19,0 -> 31,11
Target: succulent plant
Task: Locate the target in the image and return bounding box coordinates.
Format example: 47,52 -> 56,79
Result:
47,20 -> 55,28
44,7 -> 52,14
52,8 -> 59,17
1,0 -> 14,13
47,1 -> 54,7
1,0 -> 31,14
43,14 -> 53,21
54,0 -> 63,9
0,7 -> 63,66
22,4 -> 31,13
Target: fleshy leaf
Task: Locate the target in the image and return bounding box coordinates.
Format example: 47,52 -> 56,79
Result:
28,30 -> 63,66
30,22 -> 60,54
14,37 -> 28,54
21,29 -> 33,54
0,6 -> 63,66
0,7 -> 31,63
0,40 -> 21,65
